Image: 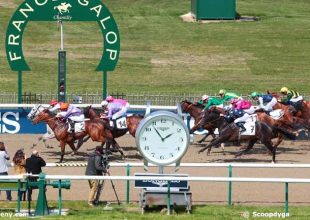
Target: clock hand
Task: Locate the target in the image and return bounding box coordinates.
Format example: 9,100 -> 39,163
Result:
153,126 -> 164,141
163,133 -> 174,140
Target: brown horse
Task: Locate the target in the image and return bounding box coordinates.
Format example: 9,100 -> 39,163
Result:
180,100 -> 217,139
198,107 -> 296,163
84,106 -> 144,151
30,105 -> 114,162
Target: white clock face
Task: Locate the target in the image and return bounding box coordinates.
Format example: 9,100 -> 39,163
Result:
136,111 -> 189,165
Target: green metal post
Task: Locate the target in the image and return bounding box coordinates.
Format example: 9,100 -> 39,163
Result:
58,180 -> 62,215
18,71 -> 22,103
285,182 -> 289,214
17,180 -> 21,212
228,165 -> 232,206
167,181 -> 171,215
35,173 -> 49,216
103,71 -> 108,99
126,164 -> 130,204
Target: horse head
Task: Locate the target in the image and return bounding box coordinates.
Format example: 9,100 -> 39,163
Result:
32,109 -> 52,125
27,104 -> 45,121
180,100 -> 192,112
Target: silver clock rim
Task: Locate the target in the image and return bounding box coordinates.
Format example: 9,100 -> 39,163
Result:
135,111 -> 190,166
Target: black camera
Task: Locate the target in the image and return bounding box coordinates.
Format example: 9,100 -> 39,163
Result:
101,153 -> 109,169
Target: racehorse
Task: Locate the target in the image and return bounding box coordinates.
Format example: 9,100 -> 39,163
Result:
29,105 -> 114,162
180,100 -> 226,152
28,105 -> 86,150
198,107 -> 296,163
83,106 -> 144,152
180,100 -> 217,140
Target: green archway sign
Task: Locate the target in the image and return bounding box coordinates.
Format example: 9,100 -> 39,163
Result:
5,0 -> 120,102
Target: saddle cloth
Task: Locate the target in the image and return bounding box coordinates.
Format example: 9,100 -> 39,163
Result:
110,116 -> 127,130
269,109 -> 284,120
67,121 -> 85,133
240,115 -> 257,136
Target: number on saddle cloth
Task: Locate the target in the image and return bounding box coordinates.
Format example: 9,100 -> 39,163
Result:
111,116 -> 127,130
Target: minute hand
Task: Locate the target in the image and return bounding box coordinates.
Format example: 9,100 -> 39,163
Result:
153,126 -> 164,141
163,133 -> 174,140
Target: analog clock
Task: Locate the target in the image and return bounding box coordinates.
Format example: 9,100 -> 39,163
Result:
135,111 -> 190,166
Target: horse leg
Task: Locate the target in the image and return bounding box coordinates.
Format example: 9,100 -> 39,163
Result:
220,143 -> 225,155
68,141 -> 77,155
111,139 -> 124,157
197,133 -> 210,143
198,137 -> 222,154
59,142 -> 66,163
75,136 -> 89,151
235,139 -> 257,157
261,139 -> 276,163
32,136 -> 43,149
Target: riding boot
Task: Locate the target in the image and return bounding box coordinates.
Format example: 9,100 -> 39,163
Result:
236,122 -> 246,133
69,119 -> 75,133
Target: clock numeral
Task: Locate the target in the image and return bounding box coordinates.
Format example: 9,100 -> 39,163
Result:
144,146 -> 149,150
145,127 -> 152,132
170,153 -> 174,158
179,137 -> 184,142
176,147 -> 181,151
151,153 -> 155,157
152,121 -> 157,125
160,155 -> 165,159
142,137 -> 147,141
177,128 -> 181,133
161,119 -> 166,123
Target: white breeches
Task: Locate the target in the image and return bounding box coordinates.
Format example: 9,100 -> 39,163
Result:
112,103 -> 130,120
290,96 -> 303,103
244,106 -> 258,114
234,113 -> 250,124
263,97 -> 277,111
69,114 -> 85,122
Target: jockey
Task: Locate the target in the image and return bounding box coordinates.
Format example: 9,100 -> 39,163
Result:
56,103 -> 85,132
280,87 -> 303,111
218,89 -> 242,102
201,95 -> 224,110
100,96 -> 130,120
198,95 -> 224,128
49,99 -> 62,112
197,94 -> 209,105
229,98 -> 253,132
250,92 -> 277,112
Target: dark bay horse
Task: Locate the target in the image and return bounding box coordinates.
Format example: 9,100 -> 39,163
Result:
84,106 -> 144,152
180,100 -> 217,141
30,105 -> 114,162
198,107 -> 296,163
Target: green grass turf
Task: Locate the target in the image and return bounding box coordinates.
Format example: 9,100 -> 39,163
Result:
0,0 -> 310,95
1,201 -> 310,219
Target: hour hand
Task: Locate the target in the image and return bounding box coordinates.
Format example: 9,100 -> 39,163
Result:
153,126 -> 164,141
163,133 -> 174,140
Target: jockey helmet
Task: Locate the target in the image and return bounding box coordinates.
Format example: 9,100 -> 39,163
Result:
231,98 -> 238,104
60,102 -> 69,111
250,92 -> 258,98
219,89 -> 226,95
105,96 -> 114,102
201,95 -> 209,101
50,99 -> 58,106
101,100 -> 108,107
280,87 -> 288,94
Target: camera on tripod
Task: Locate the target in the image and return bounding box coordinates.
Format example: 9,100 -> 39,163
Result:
101,153 -> 110,169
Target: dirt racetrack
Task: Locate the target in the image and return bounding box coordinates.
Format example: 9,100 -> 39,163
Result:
1,134 -> 310,205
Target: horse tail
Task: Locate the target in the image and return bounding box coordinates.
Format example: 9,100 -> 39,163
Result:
272,126 -> 296,140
